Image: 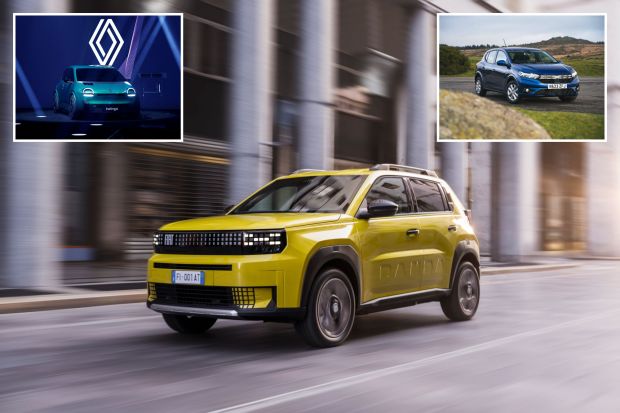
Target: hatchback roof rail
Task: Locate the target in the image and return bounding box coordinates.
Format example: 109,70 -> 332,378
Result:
292,168 -> 324,174
369,163 -> 438,177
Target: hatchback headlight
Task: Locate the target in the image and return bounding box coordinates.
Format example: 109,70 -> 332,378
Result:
571,69 -> 578,78
518,71 -> 540,79
126,88 -> 136,97
82,88 -> 95,97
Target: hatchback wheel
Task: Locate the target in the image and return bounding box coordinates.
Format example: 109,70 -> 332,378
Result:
295,268 -> 355,347
53,91 -> 60,113
474,76 -> 487,97
505,80 -> 520,104
441,261 -> 480,321
163,314 -> 217,334
68,93 -> 79,119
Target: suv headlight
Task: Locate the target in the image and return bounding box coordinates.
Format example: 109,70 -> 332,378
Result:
571,69 -> 578,78
243,230 -> 286,254
82,88 -> 95,97
518,71 -> 540,79
126,88 -> 136,97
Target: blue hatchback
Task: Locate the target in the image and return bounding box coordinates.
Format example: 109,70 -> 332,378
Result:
475,47 -> 579,104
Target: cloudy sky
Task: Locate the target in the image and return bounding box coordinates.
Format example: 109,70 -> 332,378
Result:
439,15 -> 605,47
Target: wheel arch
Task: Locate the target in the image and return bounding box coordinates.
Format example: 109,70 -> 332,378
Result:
300,245 -> 361,310
449,241 -> 480,290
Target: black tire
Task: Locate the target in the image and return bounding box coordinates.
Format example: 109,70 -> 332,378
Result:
295,268 -> 355,348
505,80 -> 520,104
441,261 -> 480,321
474,75 -> 487,97
68,93 -> 79,119
162,314 -> 217,334
53,91 -> 60,113
559,96 -> 577,102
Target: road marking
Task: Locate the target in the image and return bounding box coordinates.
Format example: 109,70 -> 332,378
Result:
482,270 -> 610,286
209,308 -> 620,413
0,315 -> 158,334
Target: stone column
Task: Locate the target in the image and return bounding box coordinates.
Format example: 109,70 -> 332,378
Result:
228,0 -> 274,203
297,0 -> 335,170
1,0 -> 68,288
491,143 -> 540,262
470,142 -> 492,254
441,142 -> 467,202
404,2 -> 433,169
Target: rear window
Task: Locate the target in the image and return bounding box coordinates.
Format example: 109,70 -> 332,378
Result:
76,68 -> 126,82
408,179 -> 447,212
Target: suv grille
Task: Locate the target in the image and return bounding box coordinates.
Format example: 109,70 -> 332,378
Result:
153,283 -> 234,307
150,283 -> 260,308
153,230 -> 286,255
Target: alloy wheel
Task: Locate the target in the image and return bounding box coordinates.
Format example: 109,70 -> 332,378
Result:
507,82 -> 519,102
475,79 -> 482,94
457,267 -> 479,316
316,277 -> 353,340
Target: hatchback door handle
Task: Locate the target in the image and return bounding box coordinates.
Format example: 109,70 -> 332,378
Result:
407,229 -> 420,236
448,225 -> 457,232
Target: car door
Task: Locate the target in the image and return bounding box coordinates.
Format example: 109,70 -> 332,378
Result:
357,176 -> 422,302
493,50 -> 511,90
407,178 -> 457,290
483,50 -> 498,90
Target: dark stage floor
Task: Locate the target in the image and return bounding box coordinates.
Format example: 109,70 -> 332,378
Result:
15,109 -> 181,140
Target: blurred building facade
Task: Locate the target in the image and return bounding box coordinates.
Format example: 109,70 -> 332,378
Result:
1,0 -> 619,288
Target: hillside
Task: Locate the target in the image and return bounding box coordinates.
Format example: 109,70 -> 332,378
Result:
459,36 -> 604,60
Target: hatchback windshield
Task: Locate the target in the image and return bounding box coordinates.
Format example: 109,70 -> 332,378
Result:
232,175 -> 365,214
76,68 -> 126,82
508,50 -> 558,64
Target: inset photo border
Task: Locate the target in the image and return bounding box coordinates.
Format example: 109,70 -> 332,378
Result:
13,13 -> 183,142
437,13 -> 607,142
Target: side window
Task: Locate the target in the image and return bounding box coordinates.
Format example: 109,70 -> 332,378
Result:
496,50 -> 508,63
361,177 -> 411,214
409,179 -> 447,213
485,50 -> 498,64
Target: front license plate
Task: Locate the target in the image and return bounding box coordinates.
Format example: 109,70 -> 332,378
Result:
172,270 -> 204,285
547,84 -> 568,89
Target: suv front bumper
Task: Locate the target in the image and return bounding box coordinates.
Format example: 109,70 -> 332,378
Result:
517,76 -> 580,97
146,251 -> 307,320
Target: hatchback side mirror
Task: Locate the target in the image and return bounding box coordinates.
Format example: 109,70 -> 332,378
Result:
496,59 -> 510,68
358,199 -> 399,219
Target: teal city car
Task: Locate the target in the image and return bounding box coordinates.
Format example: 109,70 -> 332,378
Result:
53,65 -> 140,119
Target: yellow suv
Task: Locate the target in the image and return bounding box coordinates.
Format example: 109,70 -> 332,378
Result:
147,164 -> 480,347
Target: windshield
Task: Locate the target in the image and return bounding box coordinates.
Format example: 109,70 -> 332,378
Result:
508,50 -> 558,64
232,175 -> 365,214
76,68 -> 125,82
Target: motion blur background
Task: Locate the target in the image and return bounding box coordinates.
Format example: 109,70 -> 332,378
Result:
0,0 -> 618,289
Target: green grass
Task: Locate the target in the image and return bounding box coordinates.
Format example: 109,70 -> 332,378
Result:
516,109 -> 604,139
561,55 -> 604,77
442,55 -> 604,78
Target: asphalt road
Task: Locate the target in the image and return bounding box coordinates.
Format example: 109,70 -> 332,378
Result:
440,76 -> 605,114
2,261 -> 620,412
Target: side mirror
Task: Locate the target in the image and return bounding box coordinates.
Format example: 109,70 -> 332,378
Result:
358,199 -> 399,219
496,59 -> 510,68
223,204 -> 235,214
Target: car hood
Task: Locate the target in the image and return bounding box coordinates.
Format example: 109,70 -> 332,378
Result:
77,81 -> 133,94
159,213 -> 343,231
513,63 -> 572,75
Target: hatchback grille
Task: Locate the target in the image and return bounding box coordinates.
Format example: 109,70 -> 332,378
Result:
538,75 -> 574,84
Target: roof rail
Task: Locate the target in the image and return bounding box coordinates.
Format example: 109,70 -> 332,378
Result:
292,168 -> 324,174
369,163 -> 438,178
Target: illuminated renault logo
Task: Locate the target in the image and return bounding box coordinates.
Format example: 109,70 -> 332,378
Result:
88,18 -> 124,66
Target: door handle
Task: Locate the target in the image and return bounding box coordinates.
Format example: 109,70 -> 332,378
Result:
406,229 -> 420,237
448,225 -> 457,232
